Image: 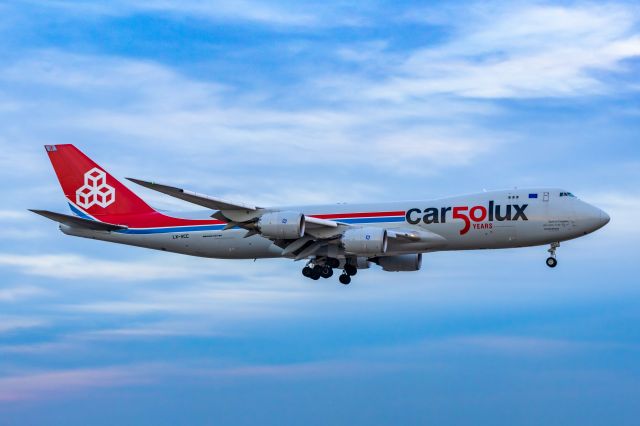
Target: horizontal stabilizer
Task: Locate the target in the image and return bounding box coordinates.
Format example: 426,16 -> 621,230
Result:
127,178 -> 258,212
29,210 -> 128,232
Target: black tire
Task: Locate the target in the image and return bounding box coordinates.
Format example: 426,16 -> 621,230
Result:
302,266 -> 313,278
321,266 -> 333,279
311,272 -> 321,280
339,274 -> 351,285
327,258 -> 340,268
546,257 -> 558,268
344,264 -> 357,276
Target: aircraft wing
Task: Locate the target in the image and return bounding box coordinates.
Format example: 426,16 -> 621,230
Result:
128,177 -> 344,233
29,209 -> 128,231
126,178 -> 259,212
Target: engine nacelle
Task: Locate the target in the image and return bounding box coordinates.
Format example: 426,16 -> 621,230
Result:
342,227 -> 388,255
258,211 -> 305,239
376,254 -> 423,272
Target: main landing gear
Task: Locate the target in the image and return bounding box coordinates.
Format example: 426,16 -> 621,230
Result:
338,263 -> 358,285
302,258 -> 357,285
302,264 -> 333,280
546,242 -> 559,268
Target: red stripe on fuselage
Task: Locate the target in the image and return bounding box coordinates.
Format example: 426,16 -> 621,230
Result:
311,211 -> 406,220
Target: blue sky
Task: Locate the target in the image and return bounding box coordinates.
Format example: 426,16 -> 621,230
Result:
0,0 -> 639,424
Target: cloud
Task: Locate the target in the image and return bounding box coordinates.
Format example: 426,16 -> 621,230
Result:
446,335 -> 581,356
0,365 -> 152,402
590,192 -> 640,235
0,317 -> 46,334
0,286 -> 49,302
61,281 -> 310,317
19,0 -> 348,28
0,253 -> 212,281
199,359 -> 397,379
1,50 -> 499,186
133,0 -> 319,27
0,210 -> 31,221
368,3 -> 640,100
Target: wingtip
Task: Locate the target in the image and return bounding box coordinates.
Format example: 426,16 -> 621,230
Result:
126,177 -> 149,186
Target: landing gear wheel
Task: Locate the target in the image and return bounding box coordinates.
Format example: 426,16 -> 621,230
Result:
311,265 -> 322,280
344,264 -> 357,276
302,266 -> 312,278
339,274 -> 351,285
546,257 -> 558,268
320,266 -> 333,279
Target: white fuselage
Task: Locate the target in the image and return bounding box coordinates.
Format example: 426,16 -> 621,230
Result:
61,188 -> 609,260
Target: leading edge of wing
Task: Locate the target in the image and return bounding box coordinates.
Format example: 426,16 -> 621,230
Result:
126,178 -> 259,212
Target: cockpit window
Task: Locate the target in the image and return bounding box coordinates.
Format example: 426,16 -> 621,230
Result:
559,192 -> 576,197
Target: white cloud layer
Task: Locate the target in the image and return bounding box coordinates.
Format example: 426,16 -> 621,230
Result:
369,4 -> 640,99
0,253 -> 210,281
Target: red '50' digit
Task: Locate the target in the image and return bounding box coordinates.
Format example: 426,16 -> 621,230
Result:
453,206 -> 470,235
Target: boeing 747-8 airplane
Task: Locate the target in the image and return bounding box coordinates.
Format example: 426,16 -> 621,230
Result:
32,145 -> 610,284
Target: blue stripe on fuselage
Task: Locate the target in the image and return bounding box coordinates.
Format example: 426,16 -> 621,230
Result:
119,225 -> 227,234
340,217 -> 405,224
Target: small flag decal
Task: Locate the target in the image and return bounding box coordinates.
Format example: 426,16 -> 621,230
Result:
45,145 -> 57,152
529,193 -> 538,199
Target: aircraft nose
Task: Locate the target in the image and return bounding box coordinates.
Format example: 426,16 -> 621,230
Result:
578,203 -> 610,233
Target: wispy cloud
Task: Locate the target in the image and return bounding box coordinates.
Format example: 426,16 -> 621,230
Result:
0,365 -> 152,402
369,3 -> 640,99
0,317 -> 46,334
0,210 -> 31,221
590,192 -> 640,235
20,0 -> 354,28
0,253 -> 210,281
0,285 -> 49,302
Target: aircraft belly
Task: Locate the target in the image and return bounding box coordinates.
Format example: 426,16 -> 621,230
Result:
61,226 -> 282,259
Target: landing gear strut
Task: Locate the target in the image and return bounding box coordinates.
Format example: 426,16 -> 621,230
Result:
546,242 -> 559,268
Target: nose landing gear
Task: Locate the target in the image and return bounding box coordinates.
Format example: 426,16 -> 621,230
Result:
546,242 -> 559,268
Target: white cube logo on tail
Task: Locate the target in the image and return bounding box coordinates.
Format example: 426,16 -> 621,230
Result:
75,168 -> 115,209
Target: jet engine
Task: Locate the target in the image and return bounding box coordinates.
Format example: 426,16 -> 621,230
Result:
342,227 -> 388,255
375,254 -> 423,272
258,211 -> 305,239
